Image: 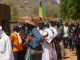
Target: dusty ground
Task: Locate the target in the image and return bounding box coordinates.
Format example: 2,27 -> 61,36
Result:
64,49 -> 77,60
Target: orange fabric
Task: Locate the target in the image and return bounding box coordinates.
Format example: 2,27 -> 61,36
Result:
10,32 -> 23,52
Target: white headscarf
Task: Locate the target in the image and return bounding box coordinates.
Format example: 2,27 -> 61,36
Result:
15,32 -> 22,44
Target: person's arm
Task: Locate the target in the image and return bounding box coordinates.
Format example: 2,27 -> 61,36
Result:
10,33 -> 14,44
5,36 -> 14,60
52,27 -> 58,38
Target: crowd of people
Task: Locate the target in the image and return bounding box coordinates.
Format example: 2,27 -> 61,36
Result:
0,17 -> 80,60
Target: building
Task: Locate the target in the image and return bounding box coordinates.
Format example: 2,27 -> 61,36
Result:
0,0 -> 58,33
0,3 -> 11,33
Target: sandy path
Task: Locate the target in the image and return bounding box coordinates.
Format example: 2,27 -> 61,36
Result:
64,49 -> 77,60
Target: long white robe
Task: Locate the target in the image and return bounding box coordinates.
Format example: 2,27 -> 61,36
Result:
0,31 -> 14,60
40,28 -> 57,60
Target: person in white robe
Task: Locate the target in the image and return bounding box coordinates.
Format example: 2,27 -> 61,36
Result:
39,26 -> 58,60
0,26 -> 14,60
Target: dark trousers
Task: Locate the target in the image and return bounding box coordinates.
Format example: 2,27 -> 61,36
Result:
63,37 -> 69,48
53,37 -> 62,60
31,54 -> 42,60
56,44 -> 62,60
13,50 -> 25,60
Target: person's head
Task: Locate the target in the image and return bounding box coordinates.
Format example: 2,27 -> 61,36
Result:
19,22 -> 26,31
13,26 -> 20,33
43,21 -> 49,28
49,21 -> 55,27
65,23 -> 68,26
25,18 -> 37,31
38,21 -> 44,30
56,21 -> 61,27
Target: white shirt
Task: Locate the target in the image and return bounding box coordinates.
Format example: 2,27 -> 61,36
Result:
49,27 -> 58,38
63,26 -> 69,37
0,31 -> 14,60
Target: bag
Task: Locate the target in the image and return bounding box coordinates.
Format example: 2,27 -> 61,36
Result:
30,44 -> 43,55
30,49 -> 43,55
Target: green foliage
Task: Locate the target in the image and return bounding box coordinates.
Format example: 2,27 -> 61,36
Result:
60,0 -> 68,19
66,0 -> 76,19
60,0 -> 80,20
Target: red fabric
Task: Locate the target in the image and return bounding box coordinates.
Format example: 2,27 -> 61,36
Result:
27,35 -> 32,42
20,34 -> 24,40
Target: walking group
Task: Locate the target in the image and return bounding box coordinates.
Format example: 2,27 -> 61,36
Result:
0,17 -> 80,60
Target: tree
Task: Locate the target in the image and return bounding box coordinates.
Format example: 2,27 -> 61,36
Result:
66,0 -> 76,19
60,0 -> 80,20
60,0 -> 68,19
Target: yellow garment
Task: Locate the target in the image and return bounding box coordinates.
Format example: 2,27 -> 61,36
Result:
10,32 -> 23,52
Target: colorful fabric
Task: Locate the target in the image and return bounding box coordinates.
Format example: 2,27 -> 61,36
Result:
10,32 -> 23,52
16,32 -> 22,44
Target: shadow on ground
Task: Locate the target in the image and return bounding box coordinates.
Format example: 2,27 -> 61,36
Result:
64,57 -> 70,59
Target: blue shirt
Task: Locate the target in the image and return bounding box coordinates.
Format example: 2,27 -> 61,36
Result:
29,28 -> 41,48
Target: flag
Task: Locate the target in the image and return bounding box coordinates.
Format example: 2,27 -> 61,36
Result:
39,0 -> 46,17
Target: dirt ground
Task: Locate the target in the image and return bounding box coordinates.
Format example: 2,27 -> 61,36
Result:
64,49 -> 77,60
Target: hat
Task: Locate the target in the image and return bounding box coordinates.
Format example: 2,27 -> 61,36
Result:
13,25 -> 20,32
18,16 -> 31,23
25,19 -> 36,26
